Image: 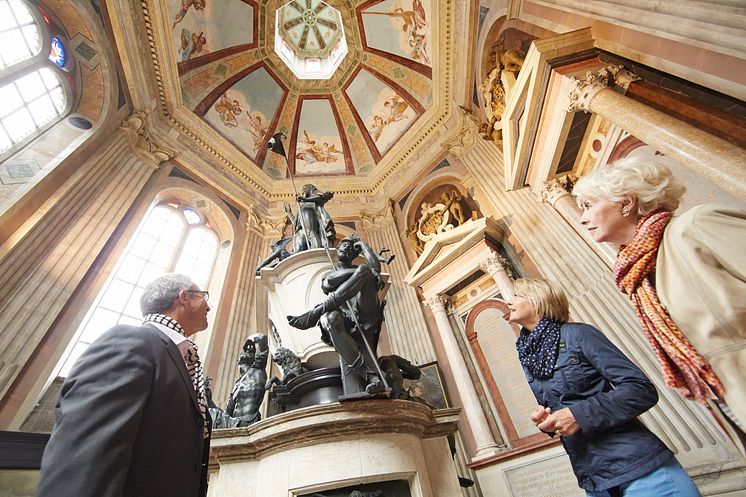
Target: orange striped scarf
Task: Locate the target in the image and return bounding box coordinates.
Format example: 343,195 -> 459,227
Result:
614,211 -> 724,405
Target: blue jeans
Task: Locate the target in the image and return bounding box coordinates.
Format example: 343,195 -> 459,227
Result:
586,456 -> 701,497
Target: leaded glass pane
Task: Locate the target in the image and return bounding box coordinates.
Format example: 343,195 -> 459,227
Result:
0,83 -> 23,117
0,2 -> 15,32
8,0 -> 34,24
16,70 -> 46,102
50,86 -> 65,113
28,94 -> 57,126
0,29 -> 31,66
183,207 -> 201,224
39,67 -> 60,90
0,126 -> 11,152
5,106 -> 35,141
22,23 -> 40,54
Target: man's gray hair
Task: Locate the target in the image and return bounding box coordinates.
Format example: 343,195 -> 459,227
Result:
140,273 -> 194,315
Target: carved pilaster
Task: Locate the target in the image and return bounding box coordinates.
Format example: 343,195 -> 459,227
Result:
441,105 -> 479,158
120,110 -> 175,168
360,204 -> 392,231
247,209 -> 286,239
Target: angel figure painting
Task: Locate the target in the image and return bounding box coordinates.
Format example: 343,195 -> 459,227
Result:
367,90 -> 416,152
204,68 -> 284,161
293,99 -> 347,175
168,0 -> 254,67
179,28 -> 208,61
215,92 -> 242,128
295,130 -> 343,165
172,0 -> 206,29
346,69 -> 418,155
361,0 -> 432,66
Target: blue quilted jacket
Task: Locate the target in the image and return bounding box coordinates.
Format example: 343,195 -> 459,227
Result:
521,322 -> 672,492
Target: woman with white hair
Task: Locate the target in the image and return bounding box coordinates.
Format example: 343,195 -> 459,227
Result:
500,278 -> 699,496
572,156 -> 746,428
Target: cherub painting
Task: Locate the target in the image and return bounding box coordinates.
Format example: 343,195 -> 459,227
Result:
295,130 -> 343,165
179,28 -> 207,61
247,112 -> 269,154
214,92 -> 242,128
172,0 -> 206,29
368,93 -> 412,144
362,0 -> 430,65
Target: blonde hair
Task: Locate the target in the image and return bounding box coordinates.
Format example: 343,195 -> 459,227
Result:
573,156 -> 686,216
512,278 -> 570,323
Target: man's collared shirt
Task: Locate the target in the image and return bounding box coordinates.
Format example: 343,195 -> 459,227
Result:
149,321 -> 190,363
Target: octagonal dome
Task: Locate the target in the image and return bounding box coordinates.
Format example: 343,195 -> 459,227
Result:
275,0 -> 347,80
170,0 -> 436,180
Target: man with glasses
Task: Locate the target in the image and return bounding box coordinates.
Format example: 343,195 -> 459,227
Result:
37,273 -> 212,497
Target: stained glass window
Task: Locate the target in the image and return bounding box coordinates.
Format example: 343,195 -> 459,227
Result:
49,36 -> 65,67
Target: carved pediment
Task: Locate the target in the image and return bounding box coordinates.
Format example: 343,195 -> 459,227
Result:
404,217 -> 504,292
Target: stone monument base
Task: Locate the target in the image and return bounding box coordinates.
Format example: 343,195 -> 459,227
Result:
208,400 -> 461,497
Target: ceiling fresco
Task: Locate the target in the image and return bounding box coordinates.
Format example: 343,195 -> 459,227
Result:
166,0 -> 435,179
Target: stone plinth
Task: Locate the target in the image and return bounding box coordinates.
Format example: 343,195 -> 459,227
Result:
208,400 -> 462,497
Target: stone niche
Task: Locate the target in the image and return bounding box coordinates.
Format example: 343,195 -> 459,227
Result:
207,400 -> 462,497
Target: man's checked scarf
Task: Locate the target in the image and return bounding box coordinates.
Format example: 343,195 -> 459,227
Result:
614,210 -> 724,405
144,313 -> 209,437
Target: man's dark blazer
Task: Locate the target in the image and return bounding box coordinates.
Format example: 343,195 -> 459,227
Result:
36,324 -> 210,497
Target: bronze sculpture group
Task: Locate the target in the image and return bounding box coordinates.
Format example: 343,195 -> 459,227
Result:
221,183 -> 427,429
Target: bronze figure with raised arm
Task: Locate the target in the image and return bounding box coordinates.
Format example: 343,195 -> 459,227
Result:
287,234 -> 391,396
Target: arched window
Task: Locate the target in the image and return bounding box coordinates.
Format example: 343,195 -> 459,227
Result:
0,0 -> 73,157
54,201 -> 219,377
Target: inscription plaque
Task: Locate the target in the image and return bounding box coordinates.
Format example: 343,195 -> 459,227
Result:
505,453 -> 583,497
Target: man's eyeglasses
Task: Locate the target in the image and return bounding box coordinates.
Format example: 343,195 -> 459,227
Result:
187,290 -> 209,302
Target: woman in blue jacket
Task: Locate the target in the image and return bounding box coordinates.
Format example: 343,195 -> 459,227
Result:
501,277 -> 700,496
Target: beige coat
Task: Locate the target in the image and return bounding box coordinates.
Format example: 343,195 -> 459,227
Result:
656,204 -> 746,427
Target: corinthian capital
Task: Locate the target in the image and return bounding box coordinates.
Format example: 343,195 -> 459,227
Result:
247,209 -> 287,238
425,294 -> 450,311
120,110 -> 175,168
441,105 -> 479,158
606,64 -> 640,90
540,175 -> 575,206
478,252 -> 514,279
567,70 -> 610,113
360,205 -> 392,231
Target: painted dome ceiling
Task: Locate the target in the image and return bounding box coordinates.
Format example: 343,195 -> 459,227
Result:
168,0 -> 434,180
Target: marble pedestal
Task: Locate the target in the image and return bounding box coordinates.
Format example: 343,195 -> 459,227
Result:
256,249 -> 339,369
208,400 -> 462,497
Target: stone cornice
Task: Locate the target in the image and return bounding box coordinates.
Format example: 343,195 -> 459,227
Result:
209,400 -> 460,462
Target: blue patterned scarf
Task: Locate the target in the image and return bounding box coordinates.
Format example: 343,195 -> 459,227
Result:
516,317 -> 562,379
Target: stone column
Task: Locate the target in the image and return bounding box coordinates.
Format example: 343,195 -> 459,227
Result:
568,65 -> 746,200
478,252 -> 514,299
362,204 -> 436,365
425,295 -> 502,460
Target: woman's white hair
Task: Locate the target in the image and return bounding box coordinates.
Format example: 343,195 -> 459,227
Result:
573,156 -> 687,215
